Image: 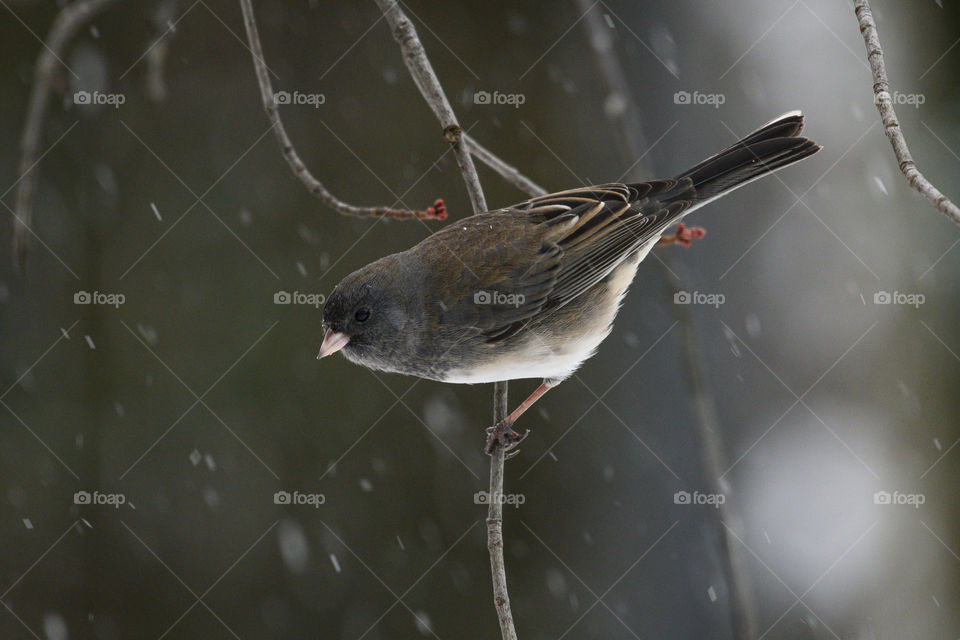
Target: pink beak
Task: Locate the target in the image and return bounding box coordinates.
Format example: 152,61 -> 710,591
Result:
318,330 -> 350,359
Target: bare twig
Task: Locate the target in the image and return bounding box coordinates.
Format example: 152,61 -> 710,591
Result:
854,0 -> 960,226
464,134 -> 547,197
238,0 -> 445,221
370,1 -> 518,638
576,2 -> 756,637
12,0 -> 118,269
487,379 -> 517,640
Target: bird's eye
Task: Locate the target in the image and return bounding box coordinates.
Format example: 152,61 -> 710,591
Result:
354,307 -> 371,323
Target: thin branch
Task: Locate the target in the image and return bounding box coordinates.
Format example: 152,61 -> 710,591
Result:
12,0 -> 118,270
464,134 -> 547,197
854,0 -> 960,226
487,379 -> 517,640
238,0 -> 445,221
575,2 -> 757,637
370,1 -> 518,638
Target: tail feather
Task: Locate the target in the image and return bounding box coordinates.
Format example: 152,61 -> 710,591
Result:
669,111 -> 821,206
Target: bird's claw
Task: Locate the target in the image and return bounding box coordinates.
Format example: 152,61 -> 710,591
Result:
485,421 -> 530,456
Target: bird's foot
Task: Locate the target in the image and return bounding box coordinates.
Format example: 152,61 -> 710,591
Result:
657,223 -> 706,248
485,420 -> 530,458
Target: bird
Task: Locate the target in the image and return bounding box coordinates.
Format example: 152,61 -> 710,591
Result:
318,112 -> 821,455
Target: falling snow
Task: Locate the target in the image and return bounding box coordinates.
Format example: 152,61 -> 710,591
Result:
137,324 -> 159,345
414,611 -> 433,635
277,520 -> 310,574
873,176 -> 888,196
42,612 -> 68,640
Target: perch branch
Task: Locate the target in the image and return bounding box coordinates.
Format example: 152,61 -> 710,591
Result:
487,379 -> 516,640
12,0 -> 118,270
575,1 -> 757,637
463,134 -> 547,197
238,0 -> 445,221
853,0 -> 960,226
370,1 -> 518,638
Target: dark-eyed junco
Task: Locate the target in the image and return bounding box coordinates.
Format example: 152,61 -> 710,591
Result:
319,112 -> 820,453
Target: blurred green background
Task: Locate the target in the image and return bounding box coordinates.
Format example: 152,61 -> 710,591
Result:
2,0 -> 959,638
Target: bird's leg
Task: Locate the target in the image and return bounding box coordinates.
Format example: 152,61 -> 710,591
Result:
485,381 -> 553,456
656,222 -> 706,248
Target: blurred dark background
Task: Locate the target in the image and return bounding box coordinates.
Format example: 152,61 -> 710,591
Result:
2,0 -> 959,638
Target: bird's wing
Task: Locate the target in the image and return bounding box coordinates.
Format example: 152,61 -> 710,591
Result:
423,181 -> 696,342
517,181 -> 696,309
422,209 -> 572,342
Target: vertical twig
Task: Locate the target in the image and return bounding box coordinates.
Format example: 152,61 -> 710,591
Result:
575,1 -> 757,637
487,380 -> 517,640
12,0 -> 119,269
853,0 -> 960,226
370,1 -> 518,637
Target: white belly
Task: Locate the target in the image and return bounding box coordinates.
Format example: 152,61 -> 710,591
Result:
441,332 -> 606,384
440,236 -> 658,384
